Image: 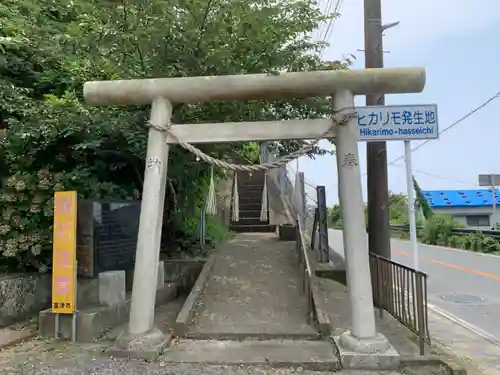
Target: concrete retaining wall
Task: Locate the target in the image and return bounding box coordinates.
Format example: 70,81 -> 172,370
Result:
38,258 -> 208,342
162,259 -> 205,294
0,273 -> 101,328
0,257 -> 207,330
0,273 -> 51,328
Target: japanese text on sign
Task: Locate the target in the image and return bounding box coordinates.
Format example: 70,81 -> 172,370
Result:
356,104 -> 439,141
52,191 -> 77,314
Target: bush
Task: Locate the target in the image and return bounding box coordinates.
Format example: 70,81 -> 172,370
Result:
422,214 -> 457,245
447,235 -> 465,249
461,233 -> 500,253
419,215 -> 500,254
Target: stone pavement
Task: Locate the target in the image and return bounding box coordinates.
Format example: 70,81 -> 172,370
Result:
188,233 -> 318,339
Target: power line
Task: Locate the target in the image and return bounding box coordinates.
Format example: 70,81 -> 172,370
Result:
320,0 -> 344,58
317,0 -> 333,40
316,0 -> 332,40
389,164 -> 478,188
312,0 -> 344,58
387,90 -> 500,166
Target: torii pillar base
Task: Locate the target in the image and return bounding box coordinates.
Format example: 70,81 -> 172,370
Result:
109,327 -> 167,361
334,331 -> 400,370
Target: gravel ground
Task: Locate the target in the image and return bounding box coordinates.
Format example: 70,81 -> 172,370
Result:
1,360 -> 408,375
0,335 -> 409,375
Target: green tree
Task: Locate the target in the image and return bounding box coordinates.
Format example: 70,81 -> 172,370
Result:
413,176 -> 433,220
388,192 -> 408,224
328,204 -> 342,228
0,0 -> 347,271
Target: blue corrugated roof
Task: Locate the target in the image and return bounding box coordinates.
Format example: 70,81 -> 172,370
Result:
421,189 -> 500,208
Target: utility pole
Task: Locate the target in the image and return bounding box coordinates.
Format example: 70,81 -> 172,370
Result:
364,0 -> 393,259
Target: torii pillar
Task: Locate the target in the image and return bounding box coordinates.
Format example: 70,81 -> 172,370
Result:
83,67 -> 425,367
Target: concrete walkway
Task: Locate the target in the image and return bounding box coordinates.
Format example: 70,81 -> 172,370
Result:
188,233 -> 318,339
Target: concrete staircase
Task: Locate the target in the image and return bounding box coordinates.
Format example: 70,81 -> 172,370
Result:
230,171 -> 276,233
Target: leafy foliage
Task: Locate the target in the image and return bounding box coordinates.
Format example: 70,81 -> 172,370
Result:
413,176 -> 432,220
328,204 -> 342,228
0,0 -> 347,271
421,214 -> 456,246
329,192 -> 413,228
387,192 -> 409,225
419,216 -> 500,254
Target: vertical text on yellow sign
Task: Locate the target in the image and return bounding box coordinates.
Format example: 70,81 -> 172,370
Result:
52,191 -> 77,314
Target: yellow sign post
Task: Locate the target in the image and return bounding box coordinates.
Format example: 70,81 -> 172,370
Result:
51,191 -> 78,340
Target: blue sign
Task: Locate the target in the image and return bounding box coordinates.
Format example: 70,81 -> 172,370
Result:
356,104 -> 439,141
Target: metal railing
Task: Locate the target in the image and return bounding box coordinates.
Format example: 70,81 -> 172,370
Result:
296,216 -> 315,322
369,253 -> 431,355
391,224 -> 500,238
282,162 -> 328,262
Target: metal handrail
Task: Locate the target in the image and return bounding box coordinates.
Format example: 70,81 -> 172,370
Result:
391,224 -> 500,238
369,252 -> 431,355
296,214 -> 315,321
297,216 -> 312,277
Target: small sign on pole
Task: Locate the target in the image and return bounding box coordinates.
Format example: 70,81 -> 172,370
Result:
52,191 -> 78,342
356,104 -> 439,270
478,174 -> 500,229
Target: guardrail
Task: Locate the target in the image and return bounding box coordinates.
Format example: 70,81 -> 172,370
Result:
369,253 -> 431,355
390,224 -> 500,239
296,217 -> 315,322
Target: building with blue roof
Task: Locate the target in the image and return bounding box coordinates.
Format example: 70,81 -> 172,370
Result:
421,189 -> 500,229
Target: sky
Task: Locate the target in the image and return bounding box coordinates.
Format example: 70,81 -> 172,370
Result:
292,0 -> 500,205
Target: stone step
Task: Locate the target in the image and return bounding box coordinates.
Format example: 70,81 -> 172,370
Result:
238,183 -> 265,190
185,331 -> 320,341
231,217 -> 269,226
239,184 -> 263,191
238,196 -> 263,205
230,224 -> 276,233
238,202 -> 262,211
238,191 -> 264,198
237,174 -> 265,185
162,339 -> 341,371
237,209 -> 262,218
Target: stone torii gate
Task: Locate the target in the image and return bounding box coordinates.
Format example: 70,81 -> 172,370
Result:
83,67 -> 425,363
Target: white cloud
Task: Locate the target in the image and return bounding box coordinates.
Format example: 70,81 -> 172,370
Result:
322,0 -> 500,62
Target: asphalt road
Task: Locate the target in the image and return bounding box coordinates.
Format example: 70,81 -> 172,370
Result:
328,229 -> 500,342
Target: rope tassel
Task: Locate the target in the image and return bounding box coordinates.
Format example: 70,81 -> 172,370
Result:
205,166 -> 217,216
260,173 -> 268,221
232,172 -> 240,222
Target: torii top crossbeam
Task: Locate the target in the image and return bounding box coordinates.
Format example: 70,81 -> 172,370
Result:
83,67 -> 425,106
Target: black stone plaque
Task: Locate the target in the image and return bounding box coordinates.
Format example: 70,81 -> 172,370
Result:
76,200 -> 141,277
